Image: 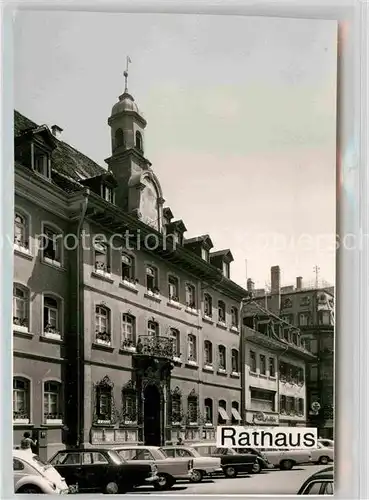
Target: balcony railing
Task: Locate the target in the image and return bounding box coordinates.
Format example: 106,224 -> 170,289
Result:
136,335 -> 174,359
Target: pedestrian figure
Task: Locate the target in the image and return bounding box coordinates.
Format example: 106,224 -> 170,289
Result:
176,437 -> 184,445
20,431 -> 37,452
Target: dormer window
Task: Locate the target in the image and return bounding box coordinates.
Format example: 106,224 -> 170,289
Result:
34,151 -> 50,178
201,248 -> 209,262
102,185 -> 114,203
223,262 -> 230,278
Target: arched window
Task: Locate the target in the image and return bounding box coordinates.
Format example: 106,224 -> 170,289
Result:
95,305 -> 111,345
44,381 -> 62,423
187,391 -> 198,424
231,306 -> 239,328
147,320 -> 159,337
218,345 -> 226,370
218,399 -> 229,424
170,328 -> 180,358
115,128 -> 124,149
94,238 -> 110,274
231,349 -> 239,373
94,376 -> 113,423
42,224 -> 63,266
121,314 -> 135,349
168,275 -> 179,302
122,381 -> 137,424
122,253 -> 135,283
170,387 -> 182,425
13,377 -> 30,423
218,300 -> 226,323
14,212 -> 29,249
187,334 -> 197,362
204,398 -> 213,425
231,401 -> 241,424
185,284 -> 196,310
204,293 -> 212,319
44,295 -> 62,337
204,340 -> 213,366
13,284 -> 30,330
135,131 -> 143,151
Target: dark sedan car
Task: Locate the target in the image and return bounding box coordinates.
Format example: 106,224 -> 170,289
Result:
297,466 -> 334,495
49,448 -> 158,494
236,448 -> 274,473
210,447 -> 260,478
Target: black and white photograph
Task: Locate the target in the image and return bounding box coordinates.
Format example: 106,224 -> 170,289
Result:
12,10 -> 336,495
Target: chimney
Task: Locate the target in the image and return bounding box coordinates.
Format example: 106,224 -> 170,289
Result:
51,124 -> 63,139
269,265 -> 281,314
296,276 -> 303,291
271,266 -> 281,294
247,278 -> 255,292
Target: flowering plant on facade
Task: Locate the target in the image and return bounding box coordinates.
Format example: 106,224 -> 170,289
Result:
169,295 -> 179,302
44,324 -> 60,334
186,302 -> 196,309
122,338 -> 135,349
96,331 -> 111,343
13,316 -> 28,327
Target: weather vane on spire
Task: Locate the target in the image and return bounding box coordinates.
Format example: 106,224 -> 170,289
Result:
124,56 -> 132,93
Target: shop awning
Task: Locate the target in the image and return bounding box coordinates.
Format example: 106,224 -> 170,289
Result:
231,408 -> 242,421
218,407 -> 229,420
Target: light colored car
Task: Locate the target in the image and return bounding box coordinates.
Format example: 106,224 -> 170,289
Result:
113,445 -> 193,490
260,447 -> 312,470
310,443 -> 334,465
161,446 -> 222,483
318,439 -> 334,449
13,449 -> 69,494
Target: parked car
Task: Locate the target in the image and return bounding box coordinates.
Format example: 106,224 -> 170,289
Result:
204,447 -> 260,478
297,466 -> 334,495
260,447 -> 312,470
113,446 -> 194,490
310,443 -> 334,465
49,448 -> 158,494
13,449 -> 69,494
318,439 -> 334,449
160,446 -> 222,483
236,448 -> 275,472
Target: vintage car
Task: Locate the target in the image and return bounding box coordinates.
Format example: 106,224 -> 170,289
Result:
13,449 -> 69,494
113,445 -> 194,490
297,466 -> 334,495
310,443 -> 334,465
160,445 -> 222,483
318,438 -> 334,449
193,446 -> 260,478
259,447 -> 312,470
235,448 -> 275,472
49,448 -> 158,494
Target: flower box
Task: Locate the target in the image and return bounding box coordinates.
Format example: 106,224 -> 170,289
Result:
44,331 -> 62,341
13,418 -> 30,424
204,423 -> 213,427
14,243 -> 31,255
122,279 -> 137,289
13,324 -> 29,333
187,360 -> 198,366
96,337 -> 112,346
46,418 -> 63,425
44,257 -> 61,268
203,364 -> 213,371
173,356 -> 182,363
97,419 -> 111,424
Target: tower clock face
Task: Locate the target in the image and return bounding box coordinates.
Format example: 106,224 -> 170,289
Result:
140,177 -> 159,230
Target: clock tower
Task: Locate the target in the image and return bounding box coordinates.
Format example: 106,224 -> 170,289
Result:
105,60 -> 164,231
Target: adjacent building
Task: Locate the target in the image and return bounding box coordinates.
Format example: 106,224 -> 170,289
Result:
251,267 -> 334,438
13,84 -> 249,458
242,299 -> 315,429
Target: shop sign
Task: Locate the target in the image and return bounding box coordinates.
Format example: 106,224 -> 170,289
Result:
249,411 -> 279,425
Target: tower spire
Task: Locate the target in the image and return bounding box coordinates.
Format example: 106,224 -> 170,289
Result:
124,56 -> 132,93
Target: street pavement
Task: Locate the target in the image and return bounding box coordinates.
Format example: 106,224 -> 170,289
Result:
130,464 -> 328,495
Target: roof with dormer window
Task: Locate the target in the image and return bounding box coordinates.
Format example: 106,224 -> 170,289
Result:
184,234 -> 214,249
210,249 -> 234,263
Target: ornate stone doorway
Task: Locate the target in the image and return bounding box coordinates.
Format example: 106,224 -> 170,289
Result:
144,384 -> 162,446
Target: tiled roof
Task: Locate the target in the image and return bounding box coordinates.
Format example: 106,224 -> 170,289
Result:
14,110 -> 106,183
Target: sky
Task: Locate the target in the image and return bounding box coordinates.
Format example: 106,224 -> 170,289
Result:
14,11 -> 337,289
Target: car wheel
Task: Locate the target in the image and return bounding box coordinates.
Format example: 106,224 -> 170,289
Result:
252,461 -> 262,474
191,470 -> 204,483
154,474 -> 171,491
318,456 -> 330,465
105,481 -> 119,494
280,460 -> 294,471
224,466 -> 238,478
18,485 -> 43,494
